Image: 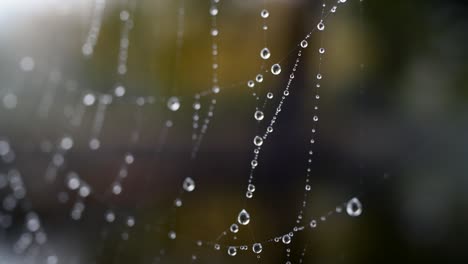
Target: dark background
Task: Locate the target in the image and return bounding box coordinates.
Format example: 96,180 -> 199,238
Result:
0,0 -> 467,263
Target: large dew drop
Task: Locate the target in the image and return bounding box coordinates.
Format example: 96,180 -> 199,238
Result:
346,197 -> 362,217
167,96 -> 180,111
182,177 -> 195,192
271,64 -> 281,75
237,209 -> 250,225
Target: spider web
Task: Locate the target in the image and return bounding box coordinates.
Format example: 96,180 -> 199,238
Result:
0,0 -> 380,263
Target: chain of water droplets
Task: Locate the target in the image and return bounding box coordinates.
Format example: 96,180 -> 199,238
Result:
82,0 -> 106,57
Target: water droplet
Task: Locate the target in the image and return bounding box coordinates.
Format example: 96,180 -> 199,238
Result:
260,9 -> 269,18
252,243 -> 263,254
83,93 -> 95,106
167,97 -> 180,111
256,74 -> 263,83
317,21 -> 325,31
346,197 -> 362,217
267,92 -> 274,99
319,48 -> 325,54
282,234 -> 291,244
300,40 -> 308,48
228,246 -> 237,256
253,136 -> 263,146
237,209 -> 250,225
168,231 -> 176,240
254,111 -> 264,121
114,85 -> 126,97
210,7 -> 218,16
182,177 -> 195,192
105,211 -> 115,223
310,219 -> 317,228
247,80 -> 255,88
230,224 -> 239,233
271,64 -> 281,75
260,48 -> 271,60
248,184 -> 256,192
313,116 -> 318,122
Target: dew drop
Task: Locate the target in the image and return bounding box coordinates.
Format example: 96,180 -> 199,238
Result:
247,184 -> 256,192
230,224 -> 239,233
260,9 -> 269,18
256,74 -> 263,83
210,7 -> 218,16
167,97 -> 180,111
282,234 -> 291,244
237,209 -> 250,225
300,40 -> 308,48
247,80 -> 255,88
254,111 -> 264,121
317,21 -> 325,31
271,64 -> 281,75
346,197 -> 363,217
228,246 -> 237,256
310,219 -> 317,228
260,48 -> 271,60
252,243 -> 263,254
168,231 -> 176,240
182,177 -> 195,192
267,92 -> 274,99
253,136 -> 263,146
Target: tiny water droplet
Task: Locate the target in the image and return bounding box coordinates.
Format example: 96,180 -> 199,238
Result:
346,197 -> 362,217
254,111 -> 264,121
271,64 -> 281,75
230,223 -> 239,233
182,177 -> 195,192
228,246 -> 237,256
282,234 -> 291,244
256,74 -> 263,83
252,243 -> 263,254
317,21 -> 325,31
167,97 -> 180,111
300,40 -> 308,48
253,136 -> 263,146
260,48 -> 271,60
